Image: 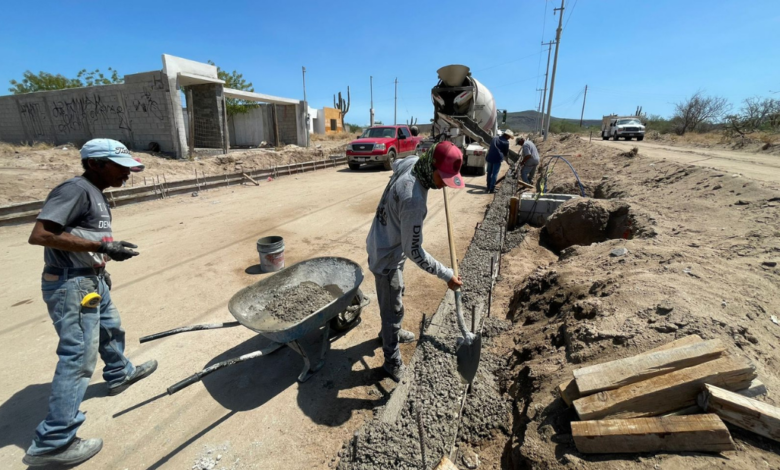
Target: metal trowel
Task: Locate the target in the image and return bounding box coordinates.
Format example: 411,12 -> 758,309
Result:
442,187 -> 482,384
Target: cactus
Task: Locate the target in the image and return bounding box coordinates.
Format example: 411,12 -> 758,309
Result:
333,86 -> 351,132
406,116 -> 418,126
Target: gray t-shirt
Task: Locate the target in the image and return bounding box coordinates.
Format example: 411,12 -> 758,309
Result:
366,156 -> 453,281
521,140 -> 540,166
37,176 -> 113,268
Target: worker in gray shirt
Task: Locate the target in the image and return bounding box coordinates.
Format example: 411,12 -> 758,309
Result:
23,139 -> 157,468
366,142 -> 464,381
517,137 -> 540,184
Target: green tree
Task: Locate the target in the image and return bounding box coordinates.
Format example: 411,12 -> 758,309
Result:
9,68 -> 122,94
208,60 -> 258,117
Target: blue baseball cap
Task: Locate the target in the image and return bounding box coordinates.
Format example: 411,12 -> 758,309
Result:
80,139 -> 144,170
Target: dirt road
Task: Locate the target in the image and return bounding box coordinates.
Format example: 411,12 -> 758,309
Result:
0,162 -> 500,469
591,138 -> 780,184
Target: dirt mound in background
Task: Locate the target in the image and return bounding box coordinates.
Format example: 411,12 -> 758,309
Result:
544,199 -> 633,251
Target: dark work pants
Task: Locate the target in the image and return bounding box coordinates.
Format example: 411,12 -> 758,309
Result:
374,267 -> 405,365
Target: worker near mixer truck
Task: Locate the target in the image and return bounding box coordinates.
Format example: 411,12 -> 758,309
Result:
485,130 -> 514,193
366,141 -> 465,382
517,137 -> 540,185
23,139 -> 158,468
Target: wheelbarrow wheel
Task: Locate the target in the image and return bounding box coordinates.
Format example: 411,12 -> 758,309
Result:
331,289 -> 367,332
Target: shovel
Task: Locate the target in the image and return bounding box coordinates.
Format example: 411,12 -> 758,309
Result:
442,187 -> 481,384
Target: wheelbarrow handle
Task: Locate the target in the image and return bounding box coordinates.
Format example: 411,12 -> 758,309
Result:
167,343 -> 283,395
140,321 -> 242,344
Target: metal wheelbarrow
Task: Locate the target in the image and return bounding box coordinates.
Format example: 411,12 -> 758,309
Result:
140,257 -> 368,394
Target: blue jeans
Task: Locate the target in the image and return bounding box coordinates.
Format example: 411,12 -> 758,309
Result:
486,161 -> 501,192
27,272 -> 134,455
521,164 -> 538,185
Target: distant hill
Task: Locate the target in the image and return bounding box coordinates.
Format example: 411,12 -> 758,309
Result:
411,110 -> 601,136
502,110 -> 601,132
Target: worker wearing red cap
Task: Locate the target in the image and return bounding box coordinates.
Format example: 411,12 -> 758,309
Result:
366,141 -> 464,381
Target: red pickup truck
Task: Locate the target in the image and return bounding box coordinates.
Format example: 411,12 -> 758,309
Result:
346,125 -> 422,171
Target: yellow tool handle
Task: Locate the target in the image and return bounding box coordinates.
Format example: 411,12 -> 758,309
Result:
81,292 -> 101,308
442,187 -> 459,280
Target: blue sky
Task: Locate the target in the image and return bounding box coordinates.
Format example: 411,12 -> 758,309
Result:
1,0 -> 778,126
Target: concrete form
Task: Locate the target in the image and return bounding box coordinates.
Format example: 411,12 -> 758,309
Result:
518,193 -> 579,226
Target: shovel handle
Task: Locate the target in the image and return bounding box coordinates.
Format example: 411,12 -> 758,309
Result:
442,187 -> 459,279
140,321 -> 241,344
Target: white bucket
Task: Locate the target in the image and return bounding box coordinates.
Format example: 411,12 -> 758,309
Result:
257,236 -> 285,272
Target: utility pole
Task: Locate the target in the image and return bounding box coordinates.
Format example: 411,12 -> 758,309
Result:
302,66 -> 309,147
540,40 -> 554,137
579,85 -> 588,127
535,88 -> 544,134
370,76 -> 375,127
544,0 -> 565,142
394,78 -> 398,125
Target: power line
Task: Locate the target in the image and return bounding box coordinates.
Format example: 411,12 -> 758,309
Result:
563,0 -> 578,31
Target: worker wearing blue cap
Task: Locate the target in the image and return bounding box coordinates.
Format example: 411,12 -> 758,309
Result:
23,139 -> 157,467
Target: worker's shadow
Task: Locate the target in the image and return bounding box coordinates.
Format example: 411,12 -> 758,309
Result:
0,382 -> 106,453
198,325 -> 387,426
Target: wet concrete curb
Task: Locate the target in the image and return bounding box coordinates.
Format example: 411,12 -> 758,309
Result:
336,167 -> 523,469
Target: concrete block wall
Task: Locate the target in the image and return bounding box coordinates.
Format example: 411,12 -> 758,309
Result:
276,104 -> 298,146
0,71 -> 180,155
190,83 -> 225,148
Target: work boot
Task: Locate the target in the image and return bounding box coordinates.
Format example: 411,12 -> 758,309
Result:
108,360 -> 158,396
22,437 -> 103,467
377,329 -> 416,344
383,361 -> 407,382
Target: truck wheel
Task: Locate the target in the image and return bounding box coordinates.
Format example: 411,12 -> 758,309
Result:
383,150 -> 396,171
348,163 -> 361,171
612,135 -> 620,141
601,133 -> 609,141
637,136 -> 644,141
475,164 -> 486,176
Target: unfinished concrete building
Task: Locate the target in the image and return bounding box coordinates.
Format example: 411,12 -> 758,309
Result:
0,55 -> 309,159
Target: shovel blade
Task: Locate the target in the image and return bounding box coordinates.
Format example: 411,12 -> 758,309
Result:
456,333 -> 482,384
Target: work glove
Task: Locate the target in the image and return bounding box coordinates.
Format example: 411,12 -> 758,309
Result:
104,271 -> 112,290
98,241 -> 139,262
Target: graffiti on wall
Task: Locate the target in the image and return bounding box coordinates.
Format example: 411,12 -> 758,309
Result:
131,90 -> 164,121
19,102 -> 47,137
50,93 -> 133,133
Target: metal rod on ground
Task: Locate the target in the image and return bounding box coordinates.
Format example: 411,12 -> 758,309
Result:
544,0 -> 566,142
416,406 -> 427,469
163,174 -> 169,198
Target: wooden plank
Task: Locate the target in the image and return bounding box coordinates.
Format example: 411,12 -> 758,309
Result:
573,356 -> 756,421
572,414 -> 735,454
242,173 -> 260,186
557,335 -> 704,406
699,384 -> 780,442
433,456 -> 459,470
574,339 -> 725,395
662,379 -> 768,417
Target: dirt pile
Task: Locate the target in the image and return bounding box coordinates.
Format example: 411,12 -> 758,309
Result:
544,199 -> 634,251
485,136 -> 780,469
0,137 -> 350,205
262,282 -> 335,323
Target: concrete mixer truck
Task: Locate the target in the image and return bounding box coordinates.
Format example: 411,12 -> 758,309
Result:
418,64 -> 517,175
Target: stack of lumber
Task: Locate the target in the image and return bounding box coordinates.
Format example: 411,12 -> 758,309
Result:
557,335 -> 779,455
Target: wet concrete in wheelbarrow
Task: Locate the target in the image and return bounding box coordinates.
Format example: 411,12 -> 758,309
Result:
259,282 -> 336,323
335,168 -> 524,469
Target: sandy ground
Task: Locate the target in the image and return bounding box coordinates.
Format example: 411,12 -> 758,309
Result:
0,161 -> 504,469
591,138 -> 780,183
479,135 -> 780,469
0,138 -> 350,206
